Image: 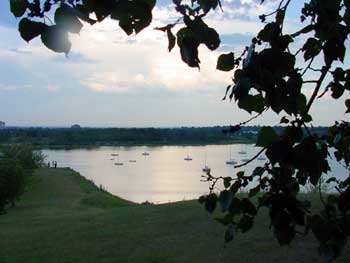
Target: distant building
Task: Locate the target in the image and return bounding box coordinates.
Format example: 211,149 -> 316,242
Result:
0,121 -> 5,129
71,124 -> 81,129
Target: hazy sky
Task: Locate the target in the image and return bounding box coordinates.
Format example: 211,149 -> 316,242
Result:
0,0 -> 348,127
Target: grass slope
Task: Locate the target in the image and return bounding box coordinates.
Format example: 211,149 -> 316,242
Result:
0,168 -> 349,263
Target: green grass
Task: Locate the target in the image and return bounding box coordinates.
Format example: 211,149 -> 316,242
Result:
0,168 -> 349,263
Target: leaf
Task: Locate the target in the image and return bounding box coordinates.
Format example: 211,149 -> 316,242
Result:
185,16 -> 220,51
333,68 -> 346,82
219,190 -> 233,212
216,52 -> 235,71
252,167 -> 264,176
229,181 -> 241,194
176,27 -> 200,68
238,94 -> 265,114
222,85 -> 232,100
41,26 -> 71,54
302,38 -> 322,61
55,5 -> 83,34
258,22 -> 280,42
10,0 -> 28,18
72,4 -> 97,25
166,28 -> 176,52
323,39 -> 346,64
223,177 -> 232,188
331,82 -> 345,99
142,0 -> 156,9
280,116 -> 289,124
204,193 -> 218,214
233,78 -> 250,101
266,140 -> 291,164
256,126 -> 278,148
345,99 -> 350,113
302,114 -> 313,123
111,0 -> 154,35
198,0 -> 220,13
237,171 -> 244,179
18,18 -> 47,42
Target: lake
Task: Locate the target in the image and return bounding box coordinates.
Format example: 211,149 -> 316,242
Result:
43,144 -> 348,204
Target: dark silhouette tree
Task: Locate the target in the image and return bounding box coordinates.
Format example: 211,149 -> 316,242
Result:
9,0 -> 350,261
0,158 -> 25,213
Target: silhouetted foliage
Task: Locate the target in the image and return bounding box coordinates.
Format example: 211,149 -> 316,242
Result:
10,0 -> 350,261
0,158 -> 24,213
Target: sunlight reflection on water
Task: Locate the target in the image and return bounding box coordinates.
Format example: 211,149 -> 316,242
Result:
43,145 -> 348,203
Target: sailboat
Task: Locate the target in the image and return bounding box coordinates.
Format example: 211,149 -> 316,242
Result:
238,144 -> 247,155
114,149 -> 123,165
226,146 -> 237,165
114,157 -> 124,166
184,147 -> 192,161
257,156 -> 266,161
184,154 -> 193,161
202,150 -> 210,172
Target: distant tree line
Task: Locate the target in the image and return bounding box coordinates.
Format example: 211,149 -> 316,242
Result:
0,126 -> 328,148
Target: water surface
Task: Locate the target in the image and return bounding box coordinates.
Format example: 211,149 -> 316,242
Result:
43,145 -> 347,203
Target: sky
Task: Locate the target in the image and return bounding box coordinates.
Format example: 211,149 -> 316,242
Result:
0,0 -> 348,127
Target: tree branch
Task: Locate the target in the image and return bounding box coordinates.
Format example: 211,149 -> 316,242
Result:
304,64 -> 331,116
234,147 -> 266,168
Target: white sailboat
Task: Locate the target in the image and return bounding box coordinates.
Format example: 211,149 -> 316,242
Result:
184,154 -> 193,161
184,147 -> 193,161
238,144 -> 247,155
114,148 -> 123,165
226,146 -> 237,165
202,150 -> 211,172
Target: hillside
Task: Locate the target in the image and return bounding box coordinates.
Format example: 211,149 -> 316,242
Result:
0,168 -> 348,263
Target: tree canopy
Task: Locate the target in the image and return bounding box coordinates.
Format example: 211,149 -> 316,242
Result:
9,0 -> 350,261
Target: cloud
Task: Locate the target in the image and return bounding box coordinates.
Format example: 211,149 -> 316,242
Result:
0,0 -> 346,127
8,48 -> 32,54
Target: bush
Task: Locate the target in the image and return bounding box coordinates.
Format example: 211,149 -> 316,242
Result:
0,144 -> 45,213
2,144 -> 45,172
0,158 -> 25,213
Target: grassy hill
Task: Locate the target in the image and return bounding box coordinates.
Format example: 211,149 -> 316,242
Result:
0,168 -> 349,263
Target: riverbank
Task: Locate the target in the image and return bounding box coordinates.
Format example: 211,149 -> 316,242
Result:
0,168 -> 349,263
